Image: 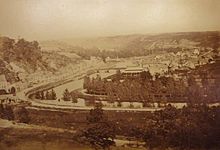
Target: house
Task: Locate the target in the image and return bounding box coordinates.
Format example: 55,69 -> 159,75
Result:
121,67 -> 144,78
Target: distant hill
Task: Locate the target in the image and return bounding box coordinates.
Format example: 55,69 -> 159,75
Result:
40,31 -> 220,58
62,31 -> 220,51
62,34 -> 144,50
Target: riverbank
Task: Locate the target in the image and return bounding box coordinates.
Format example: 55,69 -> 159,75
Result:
0,119 -> 145,150
0,119 -> 88,150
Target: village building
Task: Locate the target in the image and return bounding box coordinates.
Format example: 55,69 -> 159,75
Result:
121,67 -> 145,78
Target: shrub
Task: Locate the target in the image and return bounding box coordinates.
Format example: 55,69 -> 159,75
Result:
14,106 -> 30,123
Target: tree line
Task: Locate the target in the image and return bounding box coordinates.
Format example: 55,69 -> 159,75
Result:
83,70 -> 220,103
0,103 -> 30,123
0,37 -> 42,68
82,103 -> 220,150
35,88 -> 78,103
35,89 -> 57,100
84,72 -> 185,103
124,104 -> 220,149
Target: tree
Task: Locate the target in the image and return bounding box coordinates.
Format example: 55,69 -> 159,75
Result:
14,106 -> 30,123
40,91 -> 45,100
35,91 -> 41,99
187,83 -> 203,104
45,91 -> 50,100
1,37 -> 15,62
63,88 -> 71,101
140,70 -> 153,81
84,75 -> 91,89
84,104 -> 115,150
51,89 -> 57,100
152,79 -> 163,96
115,69 -> 121,81
71,92 -> 78,103
87,103 -> 105,123
14,38 -> 42,69
143,119 -> 164,149
84,122 -> 115,150
10,87 -> 16,95
96,74 -> 102,81
4,105 -> 14,120
164,77 -> 175,96
0,103 -> 4,118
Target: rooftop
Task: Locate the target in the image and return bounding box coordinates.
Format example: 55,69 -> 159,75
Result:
122,67 -> 144,73
125,67 -> 144,71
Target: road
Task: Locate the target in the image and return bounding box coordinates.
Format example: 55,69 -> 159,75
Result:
18,79 -> 162,112
20,76 -> 162,112
16,60 -> 163,112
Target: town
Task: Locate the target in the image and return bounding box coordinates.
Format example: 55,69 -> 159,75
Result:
0,31 -> 220,150
0,0 -> 220,149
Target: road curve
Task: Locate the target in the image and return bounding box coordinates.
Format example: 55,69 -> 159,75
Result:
17,66 -> 162,112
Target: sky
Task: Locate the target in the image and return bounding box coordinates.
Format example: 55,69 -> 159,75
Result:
0,0 -> 220,40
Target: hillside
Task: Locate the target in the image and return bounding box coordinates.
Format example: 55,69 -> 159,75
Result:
0,36 -> 80,83
63,31 -> 220,51
62,34 -> 144,50
40,31 -> 220,59
1,31 -> 219,82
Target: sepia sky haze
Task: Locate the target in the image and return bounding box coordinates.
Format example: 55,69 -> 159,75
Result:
0,0 -> 220,40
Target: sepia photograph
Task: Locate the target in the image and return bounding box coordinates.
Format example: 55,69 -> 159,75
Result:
0,0 -> 220,150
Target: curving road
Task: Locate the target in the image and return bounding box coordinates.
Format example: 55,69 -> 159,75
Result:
18,78 -> 162,112
16,61 -> 163,112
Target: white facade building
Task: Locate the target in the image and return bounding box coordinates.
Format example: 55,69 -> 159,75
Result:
121,67 -> 144,78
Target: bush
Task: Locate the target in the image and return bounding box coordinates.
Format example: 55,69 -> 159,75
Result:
14,106 -> 30,123
4,105 -> 14,120
83,104 -> 116,149
0,103 -> 4,118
